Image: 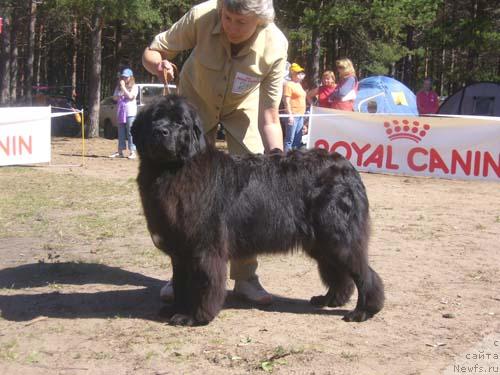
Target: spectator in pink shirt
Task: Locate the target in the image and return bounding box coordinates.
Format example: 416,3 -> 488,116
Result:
416,78 -> 439,115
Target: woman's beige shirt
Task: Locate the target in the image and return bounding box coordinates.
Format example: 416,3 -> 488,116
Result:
149,0 -> 288,153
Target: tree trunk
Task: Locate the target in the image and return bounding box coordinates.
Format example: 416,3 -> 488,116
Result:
439,48 -> 445,95
24,0 -> 37,105
71,18 -> 78,101
403,26 -> 414,88
0,14 -> 11,105
449,48 -> 456,95
10,5 -> 19,104
424,47 -> 429,78
114,20 -> 122,69
333,29 -> 339,65
326,30 -> 334,68
35,22 -> 44,87
465,0 -> 479,84
309,24 -> 321,87
87,6 -> 104,138
308,0 -> 323,88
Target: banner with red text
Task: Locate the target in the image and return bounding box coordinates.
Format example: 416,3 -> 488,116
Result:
307,106 -> 500,181
0,107 -> 51,166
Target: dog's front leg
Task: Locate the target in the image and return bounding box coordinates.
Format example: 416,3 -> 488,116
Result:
170,253 -> 227,326
169,257 -> 195,325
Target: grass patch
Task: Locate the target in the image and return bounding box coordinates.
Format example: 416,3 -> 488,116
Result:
340,351 -> 359,361
0,167 -> 144,241
259,346 -> 304,372
0,340 -> 18,361
25,350 -> 41,364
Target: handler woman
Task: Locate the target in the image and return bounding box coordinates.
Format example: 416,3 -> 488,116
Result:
142,0 -> 288,305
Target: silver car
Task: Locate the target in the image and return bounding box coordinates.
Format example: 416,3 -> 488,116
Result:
99,83 -> 176,139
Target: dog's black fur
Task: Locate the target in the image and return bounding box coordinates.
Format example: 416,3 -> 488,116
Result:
131,95 -> 384,326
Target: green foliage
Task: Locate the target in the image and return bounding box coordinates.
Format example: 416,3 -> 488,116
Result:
1,0 -> 499,107
365,41 -> 409,75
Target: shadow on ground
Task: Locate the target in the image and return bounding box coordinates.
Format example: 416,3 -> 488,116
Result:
0,262 -> 347,323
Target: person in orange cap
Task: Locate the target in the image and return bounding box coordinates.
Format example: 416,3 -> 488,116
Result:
283,63 -> 307,151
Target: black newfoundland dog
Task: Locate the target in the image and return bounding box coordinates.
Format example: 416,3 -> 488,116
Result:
131,95 -> 384,326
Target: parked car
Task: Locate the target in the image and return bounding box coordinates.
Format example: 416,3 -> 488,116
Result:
33,85 -> 83,137
99,83 -> 176,139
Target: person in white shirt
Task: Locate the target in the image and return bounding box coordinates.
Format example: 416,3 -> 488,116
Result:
110,68 -> 138,159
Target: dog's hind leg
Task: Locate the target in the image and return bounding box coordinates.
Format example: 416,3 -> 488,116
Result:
308,241 -> 384,322
328,245 -> 384,322
310,258 -> 355,308
343,264 -> 384,322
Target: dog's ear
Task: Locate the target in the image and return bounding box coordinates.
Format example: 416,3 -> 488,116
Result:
131,107 -> 149,152
190,107 -> 206,152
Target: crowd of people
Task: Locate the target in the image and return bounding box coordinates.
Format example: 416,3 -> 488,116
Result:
279,58 -> 440,150
280,57 -> 360,151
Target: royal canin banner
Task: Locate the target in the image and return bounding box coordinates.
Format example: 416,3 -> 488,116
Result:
307,106 -> 500,181
0,107 -> 51,166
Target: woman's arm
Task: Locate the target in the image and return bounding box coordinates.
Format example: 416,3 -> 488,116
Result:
259,107 -> 283,152
143,5 -> 197,82
306,87 -> 319,105
119,80 -> 136,100
142,48 -> 175,83
337,76 -> 357,100
283,95 -> 294,125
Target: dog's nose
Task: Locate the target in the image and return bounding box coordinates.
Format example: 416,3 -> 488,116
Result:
154,127 -> 170,138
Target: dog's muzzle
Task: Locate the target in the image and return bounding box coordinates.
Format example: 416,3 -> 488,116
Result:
153,126 -> 170,139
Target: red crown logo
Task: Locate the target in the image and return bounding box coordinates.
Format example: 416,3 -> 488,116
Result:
384,119 -> 430,143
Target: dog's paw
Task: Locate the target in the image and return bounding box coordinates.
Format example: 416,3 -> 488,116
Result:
326,291 -> 352,307
342,309 -> 372,322
311,288 -> 353,308
169,313 -> 196,326
310,295 -> 328,306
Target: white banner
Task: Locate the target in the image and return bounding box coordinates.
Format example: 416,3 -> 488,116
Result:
0,107 -> 51,166
307,106 -> 500,181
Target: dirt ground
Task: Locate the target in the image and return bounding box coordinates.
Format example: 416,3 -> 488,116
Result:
0,136 -> 499,375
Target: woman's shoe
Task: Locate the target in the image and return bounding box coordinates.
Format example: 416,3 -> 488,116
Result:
233,276 -> 273,305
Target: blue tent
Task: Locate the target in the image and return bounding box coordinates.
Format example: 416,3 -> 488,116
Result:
354,76 -> 418,115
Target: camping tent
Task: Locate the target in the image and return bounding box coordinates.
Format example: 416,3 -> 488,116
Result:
438,82 -> 500,116
354,76 -> 418,115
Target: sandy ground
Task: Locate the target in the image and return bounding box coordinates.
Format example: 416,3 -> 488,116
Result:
0,136 -> 499,375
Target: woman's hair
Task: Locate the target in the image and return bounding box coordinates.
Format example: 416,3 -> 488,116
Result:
336,58 -> 356,79
217,0 -> 275,24
322,70 -> 336,83
118,75 -> 135,90
125,76 -> 136,90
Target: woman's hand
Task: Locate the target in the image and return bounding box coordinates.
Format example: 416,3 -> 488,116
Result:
157,59 -> 175,83
142,48 -> 174,83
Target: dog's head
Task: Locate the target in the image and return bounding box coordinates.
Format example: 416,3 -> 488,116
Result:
131,95 -> 206,163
